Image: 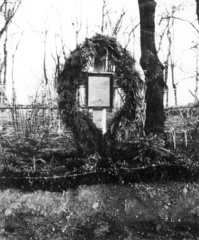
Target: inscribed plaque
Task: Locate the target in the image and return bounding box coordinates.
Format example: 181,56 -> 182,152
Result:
88,76 -> 110,108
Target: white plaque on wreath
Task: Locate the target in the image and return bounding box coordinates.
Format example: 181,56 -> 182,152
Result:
88,74 -> 112,108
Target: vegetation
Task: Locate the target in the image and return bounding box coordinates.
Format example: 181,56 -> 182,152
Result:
0,105 -> 76,171
1,95 -> 199,192
0,183 -> 199,239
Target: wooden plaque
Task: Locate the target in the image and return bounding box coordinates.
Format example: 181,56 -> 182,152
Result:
88,74 -> 112,108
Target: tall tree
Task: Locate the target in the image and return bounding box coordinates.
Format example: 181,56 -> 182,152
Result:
138,0 -> 165,134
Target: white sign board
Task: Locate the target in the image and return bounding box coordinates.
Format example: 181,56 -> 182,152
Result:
88,75 -> 111,108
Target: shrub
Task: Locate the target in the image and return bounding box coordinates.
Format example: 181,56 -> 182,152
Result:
0,104 -> 75,171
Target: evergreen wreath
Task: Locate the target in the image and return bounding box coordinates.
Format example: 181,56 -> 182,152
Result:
57,34 -> 144,155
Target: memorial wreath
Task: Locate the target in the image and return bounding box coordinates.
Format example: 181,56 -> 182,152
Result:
57,34 -> 145,155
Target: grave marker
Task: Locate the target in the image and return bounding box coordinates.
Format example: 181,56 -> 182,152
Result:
87,73 -> 112,133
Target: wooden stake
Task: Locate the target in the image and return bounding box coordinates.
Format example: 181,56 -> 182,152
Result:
184,130 -> 187,147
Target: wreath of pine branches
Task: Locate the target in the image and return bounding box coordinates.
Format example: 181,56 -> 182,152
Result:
57,34 -> 145,155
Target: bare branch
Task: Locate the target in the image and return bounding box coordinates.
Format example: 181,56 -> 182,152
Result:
124,23 -> 139,49
71,7 -> 82,48
157,19 -> 170,53
0,0 -> 21,38
175,16 -> 199,34
3,27 -> 8,85
101,0 -> 107,34
43,27 -> 49,85
112,8 -> 126,37
0,133 -> 14,147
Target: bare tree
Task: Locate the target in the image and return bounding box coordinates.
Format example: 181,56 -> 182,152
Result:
162,1 -> 199,103
100,0 -> 128,38
193,0 -> 199,98
11,32 -> 24,104
195,52 -> 199,98
157,4 -> 185,107
0,0 -> 21,105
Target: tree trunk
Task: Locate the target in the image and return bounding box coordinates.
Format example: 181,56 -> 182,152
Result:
196,0 -> 199,22
138,0 -> 165,134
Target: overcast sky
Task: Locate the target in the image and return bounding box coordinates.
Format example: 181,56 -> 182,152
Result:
4,0 -> 199,106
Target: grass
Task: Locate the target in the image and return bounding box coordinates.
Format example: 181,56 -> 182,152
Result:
0,183 -> 199,239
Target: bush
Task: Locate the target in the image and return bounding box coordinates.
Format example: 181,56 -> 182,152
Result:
0,104 -> 76,171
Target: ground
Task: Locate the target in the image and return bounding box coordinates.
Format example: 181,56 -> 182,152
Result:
0,183 -> 199,240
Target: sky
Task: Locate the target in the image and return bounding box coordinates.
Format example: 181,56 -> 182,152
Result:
3,0 -> 199,106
